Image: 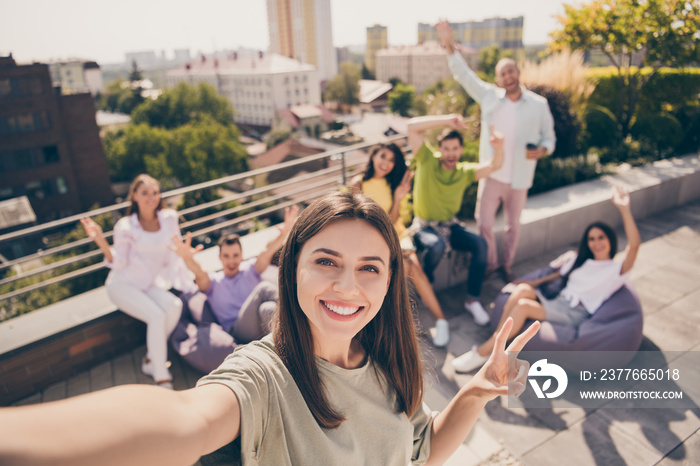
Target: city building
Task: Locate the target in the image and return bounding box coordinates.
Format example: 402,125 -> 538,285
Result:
365,24 -> 388,74
375,41 -> 478,94
48,59 -> 104,96
124,50 -> 160,70
165,52 -> 321,129
276,104 -> 334,137
0,55 -> 114,225
266,0 -> 338,82
418,16 -> 524,52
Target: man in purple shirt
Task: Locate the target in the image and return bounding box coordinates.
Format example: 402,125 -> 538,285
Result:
172,206 -> 297,342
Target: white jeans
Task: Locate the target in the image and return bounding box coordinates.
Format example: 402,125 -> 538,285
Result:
106,282 -> 182,381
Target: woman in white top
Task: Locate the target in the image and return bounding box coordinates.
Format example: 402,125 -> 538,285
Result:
452,186 -> 641,373
0,192 -> 538,465
81,174 -> 192,388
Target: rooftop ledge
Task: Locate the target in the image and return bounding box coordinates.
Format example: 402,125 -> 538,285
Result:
1,152 -> 699,356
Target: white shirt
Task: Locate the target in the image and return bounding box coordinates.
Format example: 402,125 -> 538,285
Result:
560,257 -> 628,314
489,98 -> 518,184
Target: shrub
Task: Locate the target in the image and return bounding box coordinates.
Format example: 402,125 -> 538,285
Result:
519,50 -> 596,114
583,105 -> 621,149
673,105 -> 700,155
587,67 -> 700,120
630,112 -> 684,157
527,84 -> 582,159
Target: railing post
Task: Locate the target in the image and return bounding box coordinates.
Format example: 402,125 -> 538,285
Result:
340,151 -> 347,186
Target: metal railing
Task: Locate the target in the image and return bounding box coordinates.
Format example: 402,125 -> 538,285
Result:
0,134 -> 407,310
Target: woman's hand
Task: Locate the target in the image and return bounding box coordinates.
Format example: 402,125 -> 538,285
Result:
469,317 -> 540,401
80,217 -> 104,241
394,170 -> 414,202
612,185 -> 630,210
169,232 -> 203,261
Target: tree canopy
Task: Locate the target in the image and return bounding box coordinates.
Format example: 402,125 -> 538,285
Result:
131,82 -> 235,129
388,83 -> 416,117
324,62 -> 361,106
549,0 -> 700,134
104,82 -> 247,194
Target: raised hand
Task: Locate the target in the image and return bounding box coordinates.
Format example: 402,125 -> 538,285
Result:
448,114 -> 467,131
435,20 -> 455,52
280,205 -> 300,236
80,217 -> 104,241
612,185 -> 630,210
470,317 -> 540,400
394,170 -> 415,202
168,232 -> 203,260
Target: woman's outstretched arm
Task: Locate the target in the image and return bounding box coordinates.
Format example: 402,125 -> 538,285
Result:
0,383 -> 240,466
426,318 -> 540,465
613,186 -> 641,274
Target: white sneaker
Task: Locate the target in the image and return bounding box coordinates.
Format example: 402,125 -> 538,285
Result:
142,357 -> 173,387
432,319 -> 450,347
465,300 -> 490,326
452,345 -> 488,373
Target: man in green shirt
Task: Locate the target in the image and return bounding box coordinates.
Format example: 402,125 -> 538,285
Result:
407,114 -> 504,325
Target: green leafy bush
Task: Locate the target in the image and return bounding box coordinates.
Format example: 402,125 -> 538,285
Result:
527,84 -> 581,159
630,112 -> 684,157
583,105 -> 620,149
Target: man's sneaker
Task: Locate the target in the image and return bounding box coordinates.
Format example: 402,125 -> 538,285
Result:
432,319 -> 450,347
465,300 -> 490,326
452,345 -> 488,373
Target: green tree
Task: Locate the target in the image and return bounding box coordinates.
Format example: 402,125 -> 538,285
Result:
99,78 -> 144,115
549,0 -> 700,135
131,82 -> 235,129
324,62 -> 361,107
104,123 -> 171,182
388,83 -> 416,117
418,78 -> 473,116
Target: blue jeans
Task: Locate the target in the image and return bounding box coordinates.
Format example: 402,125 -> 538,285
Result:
413,224 -> 488,300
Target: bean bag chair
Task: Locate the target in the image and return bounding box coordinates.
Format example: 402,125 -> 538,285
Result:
169,290 -> 237,374
490,252 -> 644,372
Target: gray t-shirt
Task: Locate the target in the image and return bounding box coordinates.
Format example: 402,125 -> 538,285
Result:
198,336 -> 435,465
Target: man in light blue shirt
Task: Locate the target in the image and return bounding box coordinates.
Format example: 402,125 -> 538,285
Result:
437,21 -> 555,282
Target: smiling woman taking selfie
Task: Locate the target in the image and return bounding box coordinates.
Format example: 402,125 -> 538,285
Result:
0,192 -> 537,466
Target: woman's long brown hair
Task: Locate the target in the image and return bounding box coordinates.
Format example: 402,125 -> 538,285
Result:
272,191 -> 423,429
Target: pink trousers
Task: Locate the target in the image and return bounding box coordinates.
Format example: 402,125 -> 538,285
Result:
476,178 -> 528,270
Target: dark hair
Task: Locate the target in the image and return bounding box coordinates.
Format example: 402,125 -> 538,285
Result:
437,128 -> 464,147
272,191 -> 423,429
563,222 -> 618,285
217,234 -> 242,249
126,174 -> 165,216
361,143 -> 407,194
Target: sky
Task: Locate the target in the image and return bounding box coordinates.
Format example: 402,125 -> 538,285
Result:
1,0 -> 568,65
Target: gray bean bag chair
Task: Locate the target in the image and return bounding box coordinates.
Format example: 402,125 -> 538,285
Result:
170,290 -> 237,374
490,253 -> 644,372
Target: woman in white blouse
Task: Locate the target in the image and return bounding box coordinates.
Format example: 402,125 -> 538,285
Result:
81,174 -> 192,388
453,186 -> 641,373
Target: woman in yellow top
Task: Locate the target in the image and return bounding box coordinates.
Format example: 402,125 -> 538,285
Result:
351,143 -> 451,347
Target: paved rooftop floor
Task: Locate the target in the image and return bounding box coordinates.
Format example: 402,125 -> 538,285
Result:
13,199 -> 700,466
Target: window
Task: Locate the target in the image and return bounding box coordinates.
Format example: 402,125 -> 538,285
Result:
0,146 -> 59,171
0,112 -> 52,136
55,176 -> 68,194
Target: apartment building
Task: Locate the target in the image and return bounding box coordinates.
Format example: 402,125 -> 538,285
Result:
365,24 -> 388,74
48,59 -> 103,96
267,0 -> 338,81
375,41 -> 478,94
0,55 -> 113,222
165,52 -> 321,129
418,16 -> 524,52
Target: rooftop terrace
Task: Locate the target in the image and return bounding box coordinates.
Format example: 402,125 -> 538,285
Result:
3,144 -> 700,465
